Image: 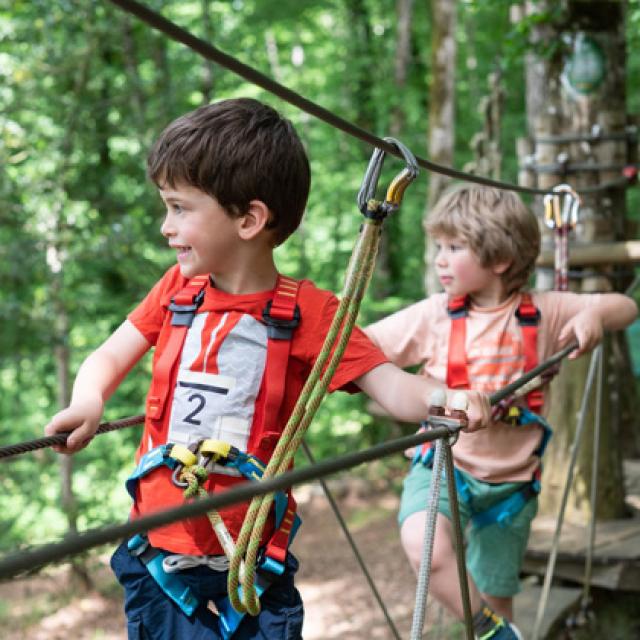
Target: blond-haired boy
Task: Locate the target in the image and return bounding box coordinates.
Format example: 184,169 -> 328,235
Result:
365,183 -> 637,639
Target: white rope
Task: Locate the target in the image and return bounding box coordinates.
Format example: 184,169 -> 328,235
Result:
410,436 -> 446,640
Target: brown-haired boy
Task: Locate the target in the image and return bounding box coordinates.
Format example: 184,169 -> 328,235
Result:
45,100 -> 489,639
365,182 -> 637,639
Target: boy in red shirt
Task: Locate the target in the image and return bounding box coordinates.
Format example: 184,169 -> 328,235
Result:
45,99 -> 489,640
365,183 -> 637,639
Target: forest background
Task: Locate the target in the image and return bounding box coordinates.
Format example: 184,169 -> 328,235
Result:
1,0 -> 640,566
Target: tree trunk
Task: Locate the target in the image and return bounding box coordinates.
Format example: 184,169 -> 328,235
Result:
201,0 -> 215,102
521,0 -> 634,522
423,0 -> 456,295
374,0 -> 415,298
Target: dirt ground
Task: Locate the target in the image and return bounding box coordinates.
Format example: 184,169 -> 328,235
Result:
0,483 -> 460,640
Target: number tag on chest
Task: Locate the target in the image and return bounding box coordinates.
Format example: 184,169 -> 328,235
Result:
167,369 -> 249,456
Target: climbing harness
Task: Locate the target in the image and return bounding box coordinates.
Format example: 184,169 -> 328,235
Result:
226,139 -> 418,616
126,438 -> 300,638
412,293 -> 557,531
447,292 -> 544,412
544,184 -> 581,292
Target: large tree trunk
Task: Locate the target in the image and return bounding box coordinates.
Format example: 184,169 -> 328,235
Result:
520,0 -> 635,522
423,0 -> 456,295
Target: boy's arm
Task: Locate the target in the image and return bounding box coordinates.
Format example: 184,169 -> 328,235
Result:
558,293 -> 638,359
45,320 -> 152,453
354,363 -> 491,432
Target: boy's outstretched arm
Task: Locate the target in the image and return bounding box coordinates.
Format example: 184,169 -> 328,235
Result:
558,293 -> 638,359
354,363 -> 491,432
45,320 -> 151,454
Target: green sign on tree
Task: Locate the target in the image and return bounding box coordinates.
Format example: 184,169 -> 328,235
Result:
562,32 -> 606,97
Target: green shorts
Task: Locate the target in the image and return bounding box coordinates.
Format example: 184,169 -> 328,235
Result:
398,462 -> 538,597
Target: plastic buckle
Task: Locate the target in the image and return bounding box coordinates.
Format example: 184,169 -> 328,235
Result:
169,290 -> 205,327
127,534 -> 149,557
262,302 -> 301,339
515,306 -> 540,326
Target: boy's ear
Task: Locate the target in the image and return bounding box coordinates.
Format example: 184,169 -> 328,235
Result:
492,260 -> 512,275
237,200 -> 272,240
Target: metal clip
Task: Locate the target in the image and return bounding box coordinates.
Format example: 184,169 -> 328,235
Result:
552,183 -> 581,229
357,137 -> 418,221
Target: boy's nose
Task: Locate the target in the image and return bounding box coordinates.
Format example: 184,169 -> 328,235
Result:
160,213 -> 174,237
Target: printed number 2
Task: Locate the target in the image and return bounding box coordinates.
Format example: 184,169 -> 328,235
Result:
184,393 -> 206,425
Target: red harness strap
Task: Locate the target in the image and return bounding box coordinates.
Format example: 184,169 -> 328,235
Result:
259,275 -> 301,448
515,293 -> 542,412
446,293 -> 542,412
146,275 -> 209,439
446,295 -> 470,389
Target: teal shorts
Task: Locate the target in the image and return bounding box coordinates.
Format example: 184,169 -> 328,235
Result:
398,462 -> 538,597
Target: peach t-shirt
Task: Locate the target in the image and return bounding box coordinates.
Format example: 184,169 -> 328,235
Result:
365,291 -> 601,483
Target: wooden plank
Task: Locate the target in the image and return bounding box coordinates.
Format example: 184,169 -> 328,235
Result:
514,582 -> 581,639
537,240 -> 640,266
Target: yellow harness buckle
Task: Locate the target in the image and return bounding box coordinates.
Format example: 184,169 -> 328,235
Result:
169,444 -> 198,467
200,439 -> 232,461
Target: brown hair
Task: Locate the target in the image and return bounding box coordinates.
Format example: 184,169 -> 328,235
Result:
147,98 -> 310,245
426,183 -> 540,293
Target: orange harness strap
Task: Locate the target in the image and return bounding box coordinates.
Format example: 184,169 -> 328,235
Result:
447,293 -> 542,412
146,276 -> 209,438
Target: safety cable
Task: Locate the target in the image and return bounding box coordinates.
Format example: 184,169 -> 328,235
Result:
530,345 -> 602,640
0,423 -> 460,581
0,414 -> 145,460
301,441 -> 402,640
444,442 -> 475,640
579,344 -> 603,623
105,0 -> 554,197
104,0 -> 638,198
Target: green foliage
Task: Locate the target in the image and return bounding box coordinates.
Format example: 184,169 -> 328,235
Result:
0,0 -> 638,557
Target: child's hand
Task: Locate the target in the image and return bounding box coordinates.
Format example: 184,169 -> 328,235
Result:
558,307 -> 604,359
444,389 -> 490,432
458,389 -> 491,432
44,396 -> 104,454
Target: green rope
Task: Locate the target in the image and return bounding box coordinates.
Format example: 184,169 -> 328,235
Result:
227,219 -> 382,613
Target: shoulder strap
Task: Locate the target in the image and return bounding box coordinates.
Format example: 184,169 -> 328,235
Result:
446,293 -> 543,411
515,292 -> 542,412
446,295 -> 470,389
259,275 -> 301,441
146,276 -> 208,437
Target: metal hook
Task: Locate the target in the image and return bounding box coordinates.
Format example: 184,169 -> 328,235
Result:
357,137 -> 418,219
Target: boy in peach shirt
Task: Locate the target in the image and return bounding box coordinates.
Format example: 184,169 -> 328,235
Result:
365,183 -> 637,639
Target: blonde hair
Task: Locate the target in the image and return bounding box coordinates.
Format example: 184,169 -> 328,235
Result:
426,183 -> 540,294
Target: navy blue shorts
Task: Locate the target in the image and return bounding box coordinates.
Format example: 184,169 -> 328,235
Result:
110,542 -> 304,640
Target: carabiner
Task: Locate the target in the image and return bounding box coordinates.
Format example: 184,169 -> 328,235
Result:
553,183 -> 581,229
357,137 -> 418,220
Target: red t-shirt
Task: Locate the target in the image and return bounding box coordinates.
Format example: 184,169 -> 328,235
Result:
128,265 -> 387,554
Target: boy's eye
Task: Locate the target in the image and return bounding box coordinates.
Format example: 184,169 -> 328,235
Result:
172,203 -> 184,214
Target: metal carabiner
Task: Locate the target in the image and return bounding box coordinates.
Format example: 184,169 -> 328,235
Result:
170,440 -> 203,488
552,183 -> 581,229
357,137 -> 419,220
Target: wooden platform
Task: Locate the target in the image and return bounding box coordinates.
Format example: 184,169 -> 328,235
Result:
523,459 -> 640,593
514,582 -> 582,640
523,514 -> 640,592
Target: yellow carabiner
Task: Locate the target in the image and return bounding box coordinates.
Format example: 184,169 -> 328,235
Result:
385,167 -> 418,209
